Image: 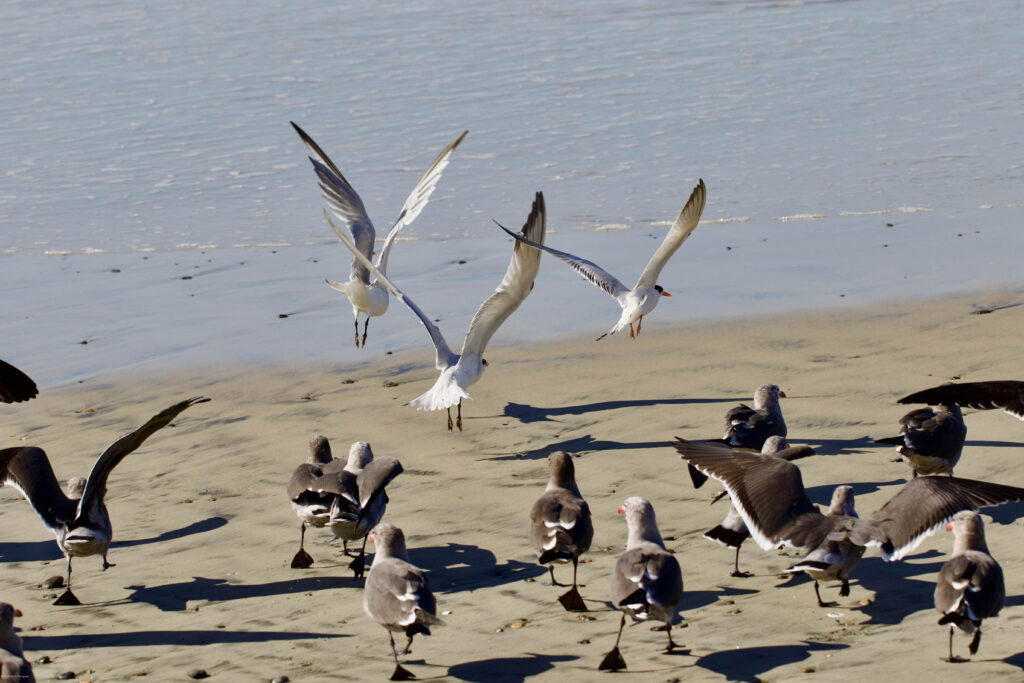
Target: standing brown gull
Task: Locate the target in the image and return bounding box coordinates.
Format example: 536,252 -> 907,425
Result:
286,435 -> 336,569
875,398 -> 967,477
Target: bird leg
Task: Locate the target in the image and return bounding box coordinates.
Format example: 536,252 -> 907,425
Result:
291,523 -> 314,568
636,315 -> 643,336
361,318 -> 370,348
598,613 -> 628,671
663,622 -> 677,653
731,546 -> 752,578
968,627 -> 982,656
813,580 -> 837,608
354,319 -> 360,348
629,322 -> 635,339
349,535 -> 369,579
102,552 -> 116,570
547,565 -> 569,587
557,558 -> 588,612
943,625 -> 969,663
388,632 -> 416,680
446,407 -> 453,431
53,557 -> 81,606
456,400 -> 463,432
839,579 -> 850,597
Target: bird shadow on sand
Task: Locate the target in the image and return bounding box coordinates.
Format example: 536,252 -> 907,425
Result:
1002,651 -> 1024,671
25,628 -> 345,650
447,654 -> 577,682
680,585 -> 759,611
408,543 -> 545,593
803,479 -> 905,504
485,434 -> 671,461
693,641 -> 848,682
965,439 -> 1024,448
503,397 -> 740,424
121,575 -> 353,611
0,516 -> 228,564
798,435 -> 879,456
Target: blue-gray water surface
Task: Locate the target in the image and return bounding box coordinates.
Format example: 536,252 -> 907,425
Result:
1,0 -> 1021,385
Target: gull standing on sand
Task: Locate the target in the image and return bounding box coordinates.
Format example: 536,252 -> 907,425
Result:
498,179 -> 705,340
327,193 -> 547,431
322,441 -> 403,579
363,522 -> 443,681
723,383 -> 787,450
934,510 -> 1004,662
899,380 -> 1024,422
287,435 -> 337,568
0,397 -> 209,605
676,436 -> 815,577
599,497 -> 683,672
0,603 -> 35,683
529,451 -> 593,612
292,122 -> 468,348
678,441 -> 1024,607
875,398 -> 967,477
0,359 -> 37,404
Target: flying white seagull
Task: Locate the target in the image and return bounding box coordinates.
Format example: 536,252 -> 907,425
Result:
498,179 -> 706,340
326,193 -> 546,431
292,122 -> 468,347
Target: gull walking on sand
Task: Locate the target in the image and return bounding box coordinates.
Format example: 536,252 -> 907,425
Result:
287,435 -> 337,568
0,397 -> 209,605
498,179 -> 705,340
292,122 -> 467,348
935,510 -> 1004,662
678,441 -> 1024,607
599,497 -> 683,672
364,522 -> 443,681
529,451 -> 593,611
321,441 -> 403,579
327,193 -> 546,431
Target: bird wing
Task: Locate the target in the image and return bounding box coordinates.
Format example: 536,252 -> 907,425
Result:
674,437 -> 821,551
0,446 -> 77,531
76,397 -> 210,524
852,476 -> 1024,561
325,211 -> 456,368
375,130 -> 468,275
460,192 -> 546,357
899,380 -> 1024,421
633,179 -> 706,293
356,456 -> 403,510
0,359 -> 38,403
292,122 -> 375,285
495,221 -> 629,301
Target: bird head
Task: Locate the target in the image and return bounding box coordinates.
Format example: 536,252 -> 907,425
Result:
655,285 -> 672,297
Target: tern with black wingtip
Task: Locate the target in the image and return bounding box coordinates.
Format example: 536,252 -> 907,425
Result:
498,179 -> 706,341
0,397 -> 209,605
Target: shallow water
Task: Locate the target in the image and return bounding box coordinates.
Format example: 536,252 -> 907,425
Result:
1,0 -> 1022,385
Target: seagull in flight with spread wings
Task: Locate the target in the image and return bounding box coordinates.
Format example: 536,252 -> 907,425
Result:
498,179 -> 705,340
292,122 -> 467,347
326,193 -> 545,431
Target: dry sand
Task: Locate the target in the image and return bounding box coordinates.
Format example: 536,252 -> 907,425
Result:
3,290 -> 1024,682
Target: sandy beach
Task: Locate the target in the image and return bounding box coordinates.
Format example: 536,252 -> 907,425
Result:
3,290 -> 1023,682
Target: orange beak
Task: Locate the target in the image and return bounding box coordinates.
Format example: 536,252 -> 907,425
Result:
14,608 -> 23,617
483,360 -> 490,367
946,523 -> 953,532
779,390 -> 787,398
661,291 -> 672,297
617,505 -> 625,515
368,534 -> 375,543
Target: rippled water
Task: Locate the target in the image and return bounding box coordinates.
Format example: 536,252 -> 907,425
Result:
2,0 -> 1022,384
